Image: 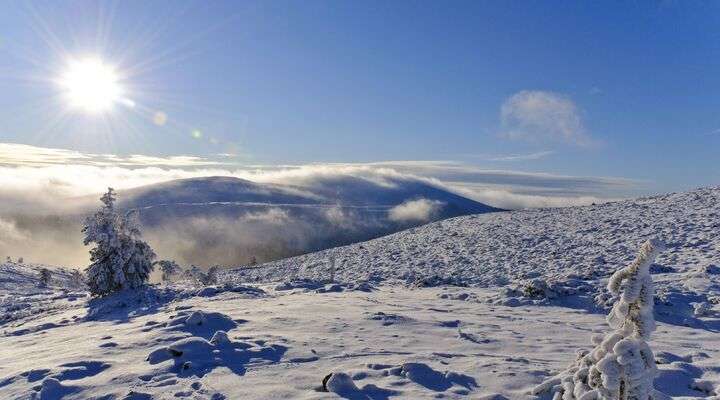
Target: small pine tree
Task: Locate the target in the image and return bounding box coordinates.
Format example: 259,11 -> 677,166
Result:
39,268 -> 52,287
83,188 -> 156,296
533,239 -> 666,400
157,260 -> 181,282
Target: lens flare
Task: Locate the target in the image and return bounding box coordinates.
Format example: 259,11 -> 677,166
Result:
153,111 -> 168,126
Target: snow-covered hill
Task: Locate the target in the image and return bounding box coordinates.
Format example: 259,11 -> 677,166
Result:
228,186 -> 719,288
120,176 -> 496,216
0,187 -> 718,399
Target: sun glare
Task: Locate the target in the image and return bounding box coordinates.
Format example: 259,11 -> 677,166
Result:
59,58 -> 123,114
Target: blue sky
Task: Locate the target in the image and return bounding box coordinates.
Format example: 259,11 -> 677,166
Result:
0,0 -> 719,207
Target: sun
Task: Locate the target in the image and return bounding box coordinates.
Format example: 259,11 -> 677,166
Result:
59,57 -> 123,114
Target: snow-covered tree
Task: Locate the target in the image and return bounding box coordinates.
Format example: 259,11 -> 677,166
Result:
533,239 -> 666,400
182,265 -> 219,286
83,188 -> 156,296
157,260 -> 181,282
39,268 -> 52,287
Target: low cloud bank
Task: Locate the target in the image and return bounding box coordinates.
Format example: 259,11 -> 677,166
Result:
0,143 -> 642,267
388,199 -> 443,222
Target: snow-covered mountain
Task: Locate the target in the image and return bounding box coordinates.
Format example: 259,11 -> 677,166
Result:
119,175 -> 497,218
116,175 -> 500,266
120,176 -> 495,212
0,186 -> 718,399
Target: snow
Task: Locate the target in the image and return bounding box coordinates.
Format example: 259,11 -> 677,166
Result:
0,186 -> 719,399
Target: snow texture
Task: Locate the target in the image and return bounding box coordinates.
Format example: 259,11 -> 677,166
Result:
0,186 -> 719,399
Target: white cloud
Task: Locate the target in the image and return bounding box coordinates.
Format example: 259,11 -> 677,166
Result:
0,143 -> 640,212
500,90 -> 594,146
0,143 -> 227,167
486,150 -> 555,162
388,199 -> 444,222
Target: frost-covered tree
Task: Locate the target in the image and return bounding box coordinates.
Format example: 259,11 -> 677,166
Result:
83,188 -> 156,296
39,268 -> 52,287
182,265 -> 219,286
157,260 -> 181,282
533,239 -> 666,400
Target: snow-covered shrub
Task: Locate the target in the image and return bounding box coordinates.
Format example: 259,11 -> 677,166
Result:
83,188 -> 156,296
182,265 -> 200,282
205,266 -> 219,285
157,260 -> 181,282
493,275 -> 594,307
692,302 -> 711,317
5,256 -> 11,263
182,265 -> 217,286
521,278 -> 557,299
70,269 -> 85,288
17,257 -> 23,264
533,239 -> 666,400
39,268 -> 52,287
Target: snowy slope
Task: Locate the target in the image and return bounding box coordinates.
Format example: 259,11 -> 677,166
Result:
228,187 -> 720,288
0,187 -> 719,399
0,262 -> 86,325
